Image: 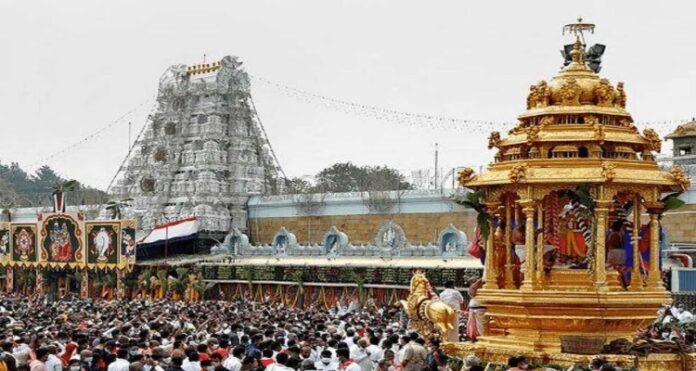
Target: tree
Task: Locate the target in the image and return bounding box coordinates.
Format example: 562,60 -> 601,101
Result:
33,166 -> 62,189
0,162 -> 107,207
314,162 -> 412,193
285,177 -> 313,194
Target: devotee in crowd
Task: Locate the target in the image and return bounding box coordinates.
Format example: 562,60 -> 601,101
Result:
437,281 -> 464,342
465,279 -> 485,341
399,333 -> 426,371
0,295 -> 452,371
505,356 -> 528,371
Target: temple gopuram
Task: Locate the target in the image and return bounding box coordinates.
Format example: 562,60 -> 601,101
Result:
404,19 -> 695,369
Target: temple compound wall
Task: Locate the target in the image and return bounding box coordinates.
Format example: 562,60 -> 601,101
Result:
248,188 -> 696,245
660,203 -> 696,243
248,189 -> 477,245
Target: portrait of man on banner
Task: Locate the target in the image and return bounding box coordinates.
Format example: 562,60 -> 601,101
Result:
86,223 -> 119,265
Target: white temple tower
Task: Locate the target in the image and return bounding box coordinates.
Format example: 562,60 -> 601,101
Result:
111,56 -> 283,235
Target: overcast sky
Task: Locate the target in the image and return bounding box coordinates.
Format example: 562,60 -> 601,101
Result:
2,0 -> 696,190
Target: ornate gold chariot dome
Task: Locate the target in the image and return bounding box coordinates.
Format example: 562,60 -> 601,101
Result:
406,19 -> 696,370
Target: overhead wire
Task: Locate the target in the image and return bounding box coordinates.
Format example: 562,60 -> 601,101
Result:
27,96 -> 155,168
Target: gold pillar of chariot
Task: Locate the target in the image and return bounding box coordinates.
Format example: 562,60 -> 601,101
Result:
405,19 -> 695,369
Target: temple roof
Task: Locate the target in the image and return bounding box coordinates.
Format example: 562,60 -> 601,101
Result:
666,119 -> 696,139
458,23 -> 689,193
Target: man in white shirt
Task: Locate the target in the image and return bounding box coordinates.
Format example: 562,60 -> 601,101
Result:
344,329 -> 356,350
106,349 -> 130,371
223,346 -> 243,371
365,337 -> 382,364
439,281 -> 465,342
351,339 -> 372,371
181,351 -> 200,371
44,346 -> 62,371
314,350 -> 339,371
12,339 -> 31,368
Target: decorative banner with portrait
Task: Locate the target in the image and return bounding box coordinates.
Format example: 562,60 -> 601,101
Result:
120,220 -> 137,268
0,223 -> 10,264
40,214 -> 83,265
11,224 -> 37,264
86,222 -> 120,265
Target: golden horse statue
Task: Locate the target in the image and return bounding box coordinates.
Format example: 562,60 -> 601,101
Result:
400,270 -> 456,339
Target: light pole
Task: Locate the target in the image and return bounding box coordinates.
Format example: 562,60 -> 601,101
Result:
161,214 -> 171,263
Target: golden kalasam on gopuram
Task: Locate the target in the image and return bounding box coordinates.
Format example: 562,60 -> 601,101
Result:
404,19 -> 695,370
1,213 -> 136,271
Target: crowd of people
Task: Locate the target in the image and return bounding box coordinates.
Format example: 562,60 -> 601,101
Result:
0,290 -> 682,371
0,294 -> 461,371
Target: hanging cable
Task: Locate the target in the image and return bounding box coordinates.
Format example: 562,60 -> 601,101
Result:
28,96 -> 155,168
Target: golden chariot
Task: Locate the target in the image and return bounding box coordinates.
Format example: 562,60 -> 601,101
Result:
403,19 -> 696,370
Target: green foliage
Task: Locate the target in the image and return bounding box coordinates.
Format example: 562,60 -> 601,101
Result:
306,162 -> 412,193
351,271 -> 366,302
138,269 -> 153,290
105,198 -> 133,219
291,270 -> 304,286
0,162 -> 106,207
156,270 -> 169,293
662,192 -> 686,212
285,178 -> 314,194
51,179 -> 77,195
194,281 -> 216,296
123,272 -> 139,290
573,184 -> 595,212
239,266 -> 254,282
452,190 -> 491,240
93,271 -> 115,288
175,267 -> 189,279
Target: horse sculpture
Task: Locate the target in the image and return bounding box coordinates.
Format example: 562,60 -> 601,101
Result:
400,270 -> 456,340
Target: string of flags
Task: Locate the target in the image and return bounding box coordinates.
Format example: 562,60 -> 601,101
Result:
28,96 -> 156,169
26,75 -> 696,173
104,99 -> 162,196
250,74 -> 693,136
249,74 -> 511,134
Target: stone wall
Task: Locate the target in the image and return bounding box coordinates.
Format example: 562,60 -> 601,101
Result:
660,204 -> 696,243
247,189 -> 696,245
248,211 -> 476,245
